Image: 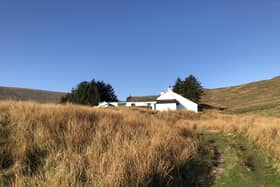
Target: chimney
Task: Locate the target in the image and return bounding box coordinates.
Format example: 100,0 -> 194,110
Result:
167,86 -> 173,92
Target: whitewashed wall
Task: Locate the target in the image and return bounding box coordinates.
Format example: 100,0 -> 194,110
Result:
156,103 -> 177,111
108,102 -> 119,107
156,90 -> 198,112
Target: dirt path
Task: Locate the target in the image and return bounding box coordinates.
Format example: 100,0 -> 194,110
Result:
164,131 -> 280,187
199,132 -> 280,187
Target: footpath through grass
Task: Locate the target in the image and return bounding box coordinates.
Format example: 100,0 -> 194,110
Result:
187,131 -> 280,187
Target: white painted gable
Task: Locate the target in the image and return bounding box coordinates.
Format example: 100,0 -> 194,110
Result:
156,89 -> 198,112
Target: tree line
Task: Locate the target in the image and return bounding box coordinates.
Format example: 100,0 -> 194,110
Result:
61,75 -> 203,106
61,80 -> 117,106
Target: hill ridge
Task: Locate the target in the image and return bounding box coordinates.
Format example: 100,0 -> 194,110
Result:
202,76 -> 280,116
205,76 -> 280,91
0,86 -> 66,103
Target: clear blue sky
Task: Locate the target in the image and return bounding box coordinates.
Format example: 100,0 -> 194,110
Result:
1,0 -> 279,100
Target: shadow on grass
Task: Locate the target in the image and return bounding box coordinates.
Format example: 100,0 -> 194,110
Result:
0,116 -> 16,186
199,104 -> 226,112
22,146 -> 48,176
148,145 -> 216,187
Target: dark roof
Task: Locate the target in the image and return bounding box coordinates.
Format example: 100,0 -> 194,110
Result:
156,99 -> 178,104
126,95 -> 159,102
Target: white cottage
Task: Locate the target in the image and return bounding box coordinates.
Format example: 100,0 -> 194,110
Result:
156,88 -> 198,112
125,88 -> 198,113
98,88 -> 198,112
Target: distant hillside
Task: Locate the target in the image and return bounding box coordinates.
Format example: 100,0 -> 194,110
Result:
201,76 -> 280,116
1,76 -> 280,116
0,86 -> 66,103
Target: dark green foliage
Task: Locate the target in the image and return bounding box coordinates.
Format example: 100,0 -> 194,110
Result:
61,80 -> 118,106
173,75 -> 203,103
97,81 -> 118,102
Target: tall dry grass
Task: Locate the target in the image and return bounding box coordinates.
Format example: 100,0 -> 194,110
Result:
1,101 -> 279,186
0,101 -> 198,187
167,110 -> 280,168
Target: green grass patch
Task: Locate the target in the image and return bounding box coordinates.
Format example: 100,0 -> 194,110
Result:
196,132 -> 280,187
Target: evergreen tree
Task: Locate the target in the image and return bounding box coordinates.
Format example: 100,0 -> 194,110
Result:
173,75 -> 203,103
96,81 -> 118,102
61,79 -> 118,106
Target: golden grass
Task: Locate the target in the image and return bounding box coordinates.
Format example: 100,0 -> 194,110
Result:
0,101 -> 280,186
202,76 -> 280,116
0,101 -> 198,187
170,110 -> 280,169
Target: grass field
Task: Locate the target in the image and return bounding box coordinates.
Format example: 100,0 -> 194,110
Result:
0,101 -> 280,186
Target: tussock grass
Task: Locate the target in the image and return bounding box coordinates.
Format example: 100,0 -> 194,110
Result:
0,101 -> 198,187
173,111 -> 280,169
1,101 -> 280,186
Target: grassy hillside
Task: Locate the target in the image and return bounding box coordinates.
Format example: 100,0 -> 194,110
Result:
201,76 -> 280,116
1,75 -> 280,115
0,87 -> 66,103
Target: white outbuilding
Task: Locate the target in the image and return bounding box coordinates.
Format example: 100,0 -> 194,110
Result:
124,88 -> 198,112
97,101 -> 117,108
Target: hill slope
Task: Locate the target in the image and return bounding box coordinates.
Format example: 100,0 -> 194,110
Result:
201,76 -> 280,116
0,86 -> 66,103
